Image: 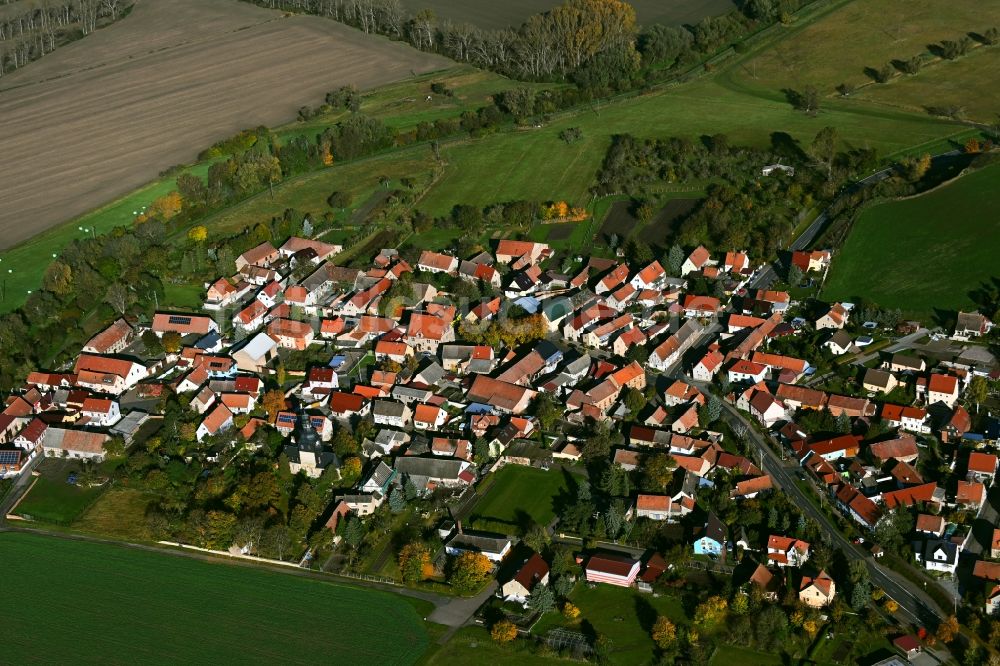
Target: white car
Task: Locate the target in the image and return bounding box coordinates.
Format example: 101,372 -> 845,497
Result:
855,336 -> 874,346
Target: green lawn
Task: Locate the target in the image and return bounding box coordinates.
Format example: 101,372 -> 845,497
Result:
0,532 -> 430,664
420,76 -> 960,216
426,626 -> 568,665
72,488 -> 160,541
469,466 -> 573,532
15,473 -> 106,525
532,584 -> 689,665
823,162 -> 1000,317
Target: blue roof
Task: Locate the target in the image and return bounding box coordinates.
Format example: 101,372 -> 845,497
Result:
513,296 -> 541,314
194,331 -> 221,350
329,355 -> 346,369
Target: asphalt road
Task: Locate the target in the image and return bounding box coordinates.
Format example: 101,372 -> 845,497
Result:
710,394 -> 949,628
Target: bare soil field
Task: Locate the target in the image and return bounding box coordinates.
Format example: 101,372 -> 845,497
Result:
400,0 -> 736,30
0,0 -> 448,249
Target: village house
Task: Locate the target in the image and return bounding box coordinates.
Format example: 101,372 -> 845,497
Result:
236,241 -> 280,272
692,350 -> 724,382
880,404 -> 930,434
500,553 -> 550,604
953,311 -> 993,340
823,329 -> 855,356
267,319 -> 314,350
151,312 -> 218,338
446,531 -> 512,562
968,451 -> 998,484
74,355 -> 148,395
862,369 -> 899,394
926,374 -> 960,408
919,540 -> 959,575
799,571 -> 836,607
767,535 -> 810,567
231,333 -> 278,374
883,353 -> 926,374
82,319 -> 134,355
80,397 -> 121,427
692,512 -> 726,557
196,403 -> 233,442
681,245 -> 711,276
791,249 -> 831,274
648,320 -> 703,372
815,303 -> 850,330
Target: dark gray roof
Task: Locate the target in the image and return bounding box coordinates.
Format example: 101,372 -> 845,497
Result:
373,400 -> 407,417
447,531 -> 511,554
394,456 -> 468,479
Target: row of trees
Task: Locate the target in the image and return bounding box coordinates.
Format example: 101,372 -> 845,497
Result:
241,0 -> 807,93
0,0 -> 130,75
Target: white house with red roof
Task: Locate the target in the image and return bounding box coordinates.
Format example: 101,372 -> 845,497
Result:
968,451 -> 998,484
767,535 -> 810,567
681,245 -> 711,276
74,355 -> 148,395
692,350 -> 724,382
82,319 -> 134,355
80,397 -> 121,427
197,404 -> 233,442
417,250 -> 459,274
927,374 -> 959,408
629,260 -> 666,290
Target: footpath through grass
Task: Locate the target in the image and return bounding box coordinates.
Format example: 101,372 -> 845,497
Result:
0,531 -> 430,664
823,161 -> 1000,317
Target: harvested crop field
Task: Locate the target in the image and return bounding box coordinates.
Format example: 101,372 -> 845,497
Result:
400,0 -> 736,30
0,0 -> 449,249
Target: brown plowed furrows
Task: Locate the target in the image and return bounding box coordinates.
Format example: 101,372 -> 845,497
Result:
0,0 -> 449,248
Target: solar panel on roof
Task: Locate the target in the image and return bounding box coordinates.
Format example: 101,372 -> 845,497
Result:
0,450 -> 21,464
168,315 -> 193,325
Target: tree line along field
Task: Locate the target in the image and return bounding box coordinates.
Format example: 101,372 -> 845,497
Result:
730,0 -> 1000,122
0,531 -> 431,664
822,161 -> 1000,317
399,0 -> 736,30
0,0 -> 449,250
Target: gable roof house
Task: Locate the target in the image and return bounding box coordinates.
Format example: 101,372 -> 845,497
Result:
799,571 -> 836,608
501,553 -> 550,603
648,320 -> 703,372
74,355 -> 148,395
584,553 -> 641,587
693,512 -> 727,557
417,250 -> 459,274
681,245 -> 711,276
967,451 -> 998,484
467,375 -> 537,415
862,369 -> 899,394
815,303 -> 849,330
82,319 -> 134,355
767,535 -> 810,568
927,374 -> 959,408
197,404 -> 233,442
393,456 -> 473,491
151,312 -> 218,338
629,260 -> 666,290
823,329 -> 856,356
880,404 -> 930,434
954,311 -> 993,340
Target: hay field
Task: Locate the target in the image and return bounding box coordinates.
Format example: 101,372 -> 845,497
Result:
400,0 -> 736,30
0,0 -> 449,249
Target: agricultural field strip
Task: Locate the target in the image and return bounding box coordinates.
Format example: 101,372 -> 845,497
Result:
0,0 -> 448,249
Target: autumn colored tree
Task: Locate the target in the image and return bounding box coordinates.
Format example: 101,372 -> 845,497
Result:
261,389 -> 287,418
398,541 -> 431,583
965,138 -> 982,153
884,599 -> 899,614
178,422 -> 198,442
491,620 -> 518,643
161,331 -> 182,354
563,602 -> 581,619
42,261 -> 74,297
642,452 -> 675,490
652,616 -> 676,648
935,615 -> 959,644
450,552 -> 492,593
340,457 -> 362,484
802,619 -> 819,639
138,191 -> 183,223
694,595 -> 728,627
188,226 -> 208,242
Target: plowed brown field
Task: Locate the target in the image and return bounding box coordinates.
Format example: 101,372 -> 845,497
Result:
0,0 -> 448,248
